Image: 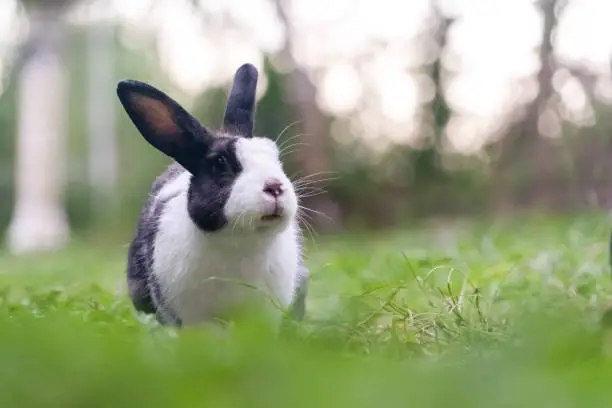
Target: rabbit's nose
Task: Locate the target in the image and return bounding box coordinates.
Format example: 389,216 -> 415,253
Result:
263,178 -> 283,198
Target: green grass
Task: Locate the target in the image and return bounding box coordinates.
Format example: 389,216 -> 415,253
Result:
1,213 -> 612,407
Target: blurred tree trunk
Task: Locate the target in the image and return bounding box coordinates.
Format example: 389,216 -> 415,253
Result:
274,0 -> 341,231
494,0 -> 559,210
7,2 -> 72,254
87,22 -> 118,218
521,0 -> 558,207
431,3 -> 452,145
523,0 -> 557,143
557,67 -> 612,209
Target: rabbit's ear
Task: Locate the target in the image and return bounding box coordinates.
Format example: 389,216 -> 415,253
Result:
223,63 -> 258,138
117,80 -> 211,173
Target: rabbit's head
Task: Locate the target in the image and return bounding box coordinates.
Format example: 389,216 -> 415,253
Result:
117,64 -> 298,234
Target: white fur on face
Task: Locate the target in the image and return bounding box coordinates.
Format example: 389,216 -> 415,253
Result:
224,137 -> 298,231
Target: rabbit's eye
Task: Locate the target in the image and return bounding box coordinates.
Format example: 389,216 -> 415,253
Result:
211,155 -> 230,174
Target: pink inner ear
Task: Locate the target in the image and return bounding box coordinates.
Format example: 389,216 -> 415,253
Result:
131,94 -> 180,135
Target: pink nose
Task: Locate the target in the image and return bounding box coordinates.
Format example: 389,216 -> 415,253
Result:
263,178 -> 283,198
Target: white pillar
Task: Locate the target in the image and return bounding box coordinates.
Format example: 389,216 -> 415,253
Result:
7,11 -> 69,254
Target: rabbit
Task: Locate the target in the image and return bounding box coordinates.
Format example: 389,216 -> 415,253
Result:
117,63 -> 309,327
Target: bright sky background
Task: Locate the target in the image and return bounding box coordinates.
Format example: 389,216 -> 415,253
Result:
2,0 -> 612,154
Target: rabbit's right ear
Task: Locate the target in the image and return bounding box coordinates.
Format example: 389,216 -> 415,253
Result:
223,63 -> 258,137
117,80 -> 211,174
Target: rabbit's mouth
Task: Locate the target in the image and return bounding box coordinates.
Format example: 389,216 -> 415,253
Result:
261,208 -> 283,221
261,203 -> 284,221
261,214 -> 282,221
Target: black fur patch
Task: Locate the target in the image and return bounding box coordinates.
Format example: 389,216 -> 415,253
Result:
187,137 -> 243,232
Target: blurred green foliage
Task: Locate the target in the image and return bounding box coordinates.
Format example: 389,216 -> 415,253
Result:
0,214 -> 611,406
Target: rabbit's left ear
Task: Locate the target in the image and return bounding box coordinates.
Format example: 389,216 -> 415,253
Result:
222,63 -> 258,138
117,79 -> 212,174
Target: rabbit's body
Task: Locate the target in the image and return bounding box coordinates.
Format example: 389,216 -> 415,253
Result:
129,162 -> 305,326
120,64 -> 309,327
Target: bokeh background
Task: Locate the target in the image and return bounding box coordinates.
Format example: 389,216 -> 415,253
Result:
4,3 -> 612,406
1,0 -> 612,253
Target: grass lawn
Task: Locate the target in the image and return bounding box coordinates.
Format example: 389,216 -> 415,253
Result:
1,213 -> 612,407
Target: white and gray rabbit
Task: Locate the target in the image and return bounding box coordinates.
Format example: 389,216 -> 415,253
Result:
117,63 -> 308,327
